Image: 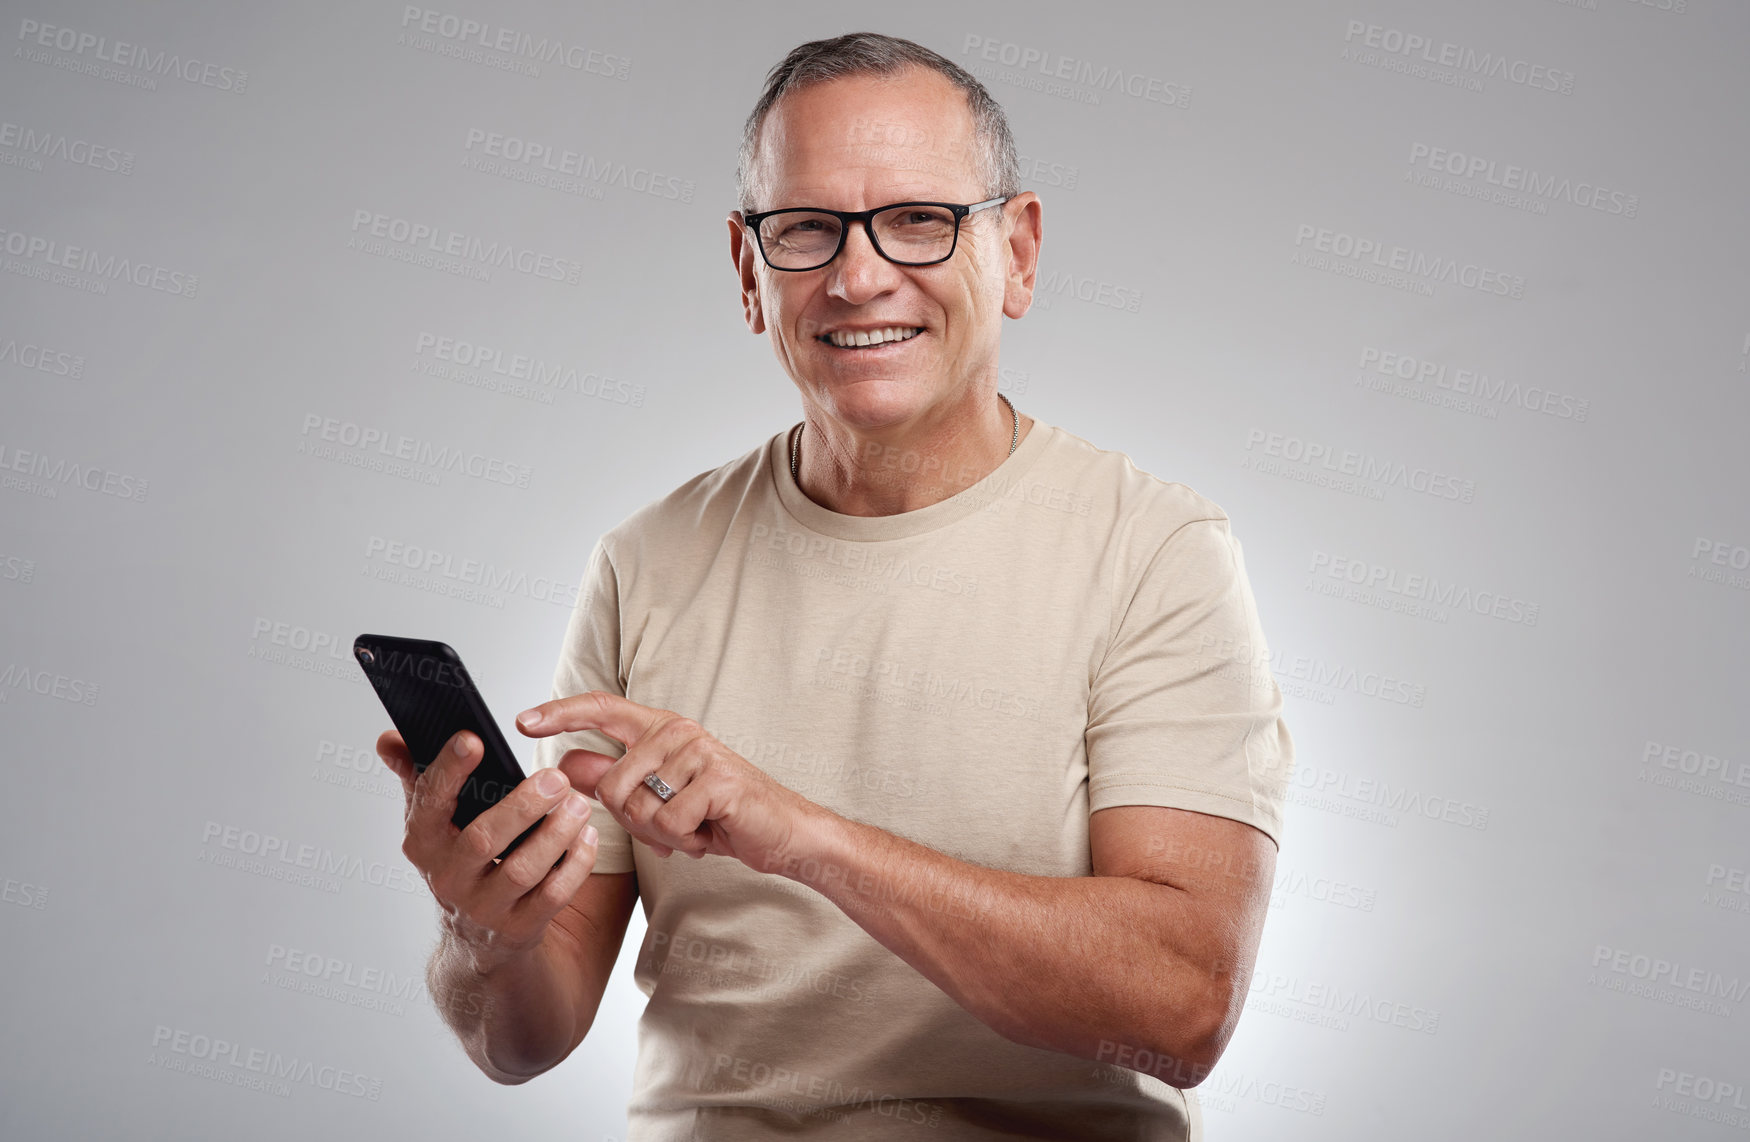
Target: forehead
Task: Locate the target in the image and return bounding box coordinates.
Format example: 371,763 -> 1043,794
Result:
757,68 -> 982,201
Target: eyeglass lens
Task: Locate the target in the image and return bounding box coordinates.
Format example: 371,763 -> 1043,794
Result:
758,205 -> 960,269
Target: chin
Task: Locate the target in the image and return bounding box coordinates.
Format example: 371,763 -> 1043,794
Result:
809,379 -> 935,422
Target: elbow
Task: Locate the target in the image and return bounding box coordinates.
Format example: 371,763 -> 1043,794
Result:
1124,999 -> 1237,1090
473,1044 -> 558,1087
1165,992 -> 1245,1089
1161,1037 -> 1225,1091
477,1056 -> 546,1086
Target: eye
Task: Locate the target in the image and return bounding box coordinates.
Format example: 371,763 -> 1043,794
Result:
770,215 -> 840,242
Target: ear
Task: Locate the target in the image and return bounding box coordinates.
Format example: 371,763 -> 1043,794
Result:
728,212 -> 766,334
1000,192 -> 1044,320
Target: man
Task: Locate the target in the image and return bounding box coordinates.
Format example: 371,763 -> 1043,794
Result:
377,32 -> 1292,1140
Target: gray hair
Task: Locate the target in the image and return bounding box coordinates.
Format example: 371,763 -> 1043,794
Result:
736,32 -> 1020,216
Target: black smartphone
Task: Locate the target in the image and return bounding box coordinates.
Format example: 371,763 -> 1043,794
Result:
353,634 -> 545,861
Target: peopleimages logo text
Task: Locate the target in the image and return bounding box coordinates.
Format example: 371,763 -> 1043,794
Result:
16,19 -> 249,91
399,7 -> 628,78
1245,429 -> 1476,503
348,211 -> 582,285
0,226 -> 199,297
1342,21 -> 1574,94
1294,225 -> 1524,298
961,35 -> 1190,107
1407,144 -> 1637,217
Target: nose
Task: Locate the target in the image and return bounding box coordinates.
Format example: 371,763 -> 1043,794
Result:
825,219 -> 903,305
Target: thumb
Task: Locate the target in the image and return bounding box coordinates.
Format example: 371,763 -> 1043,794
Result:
556,749 -> 618,799
374,732 -> 417,810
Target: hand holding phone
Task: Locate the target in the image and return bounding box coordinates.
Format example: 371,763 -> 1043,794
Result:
358,635 -> 600,972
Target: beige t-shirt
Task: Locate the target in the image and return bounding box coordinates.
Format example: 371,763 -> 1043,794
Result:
533,415 -> 1292,1141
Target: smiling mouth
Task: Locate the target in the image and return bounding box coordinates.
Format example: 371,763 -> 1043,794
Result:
817,326 -> 925,349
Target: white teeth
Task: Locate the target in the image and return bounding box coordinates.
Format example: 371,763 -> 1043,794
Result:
826,326 -> 921,348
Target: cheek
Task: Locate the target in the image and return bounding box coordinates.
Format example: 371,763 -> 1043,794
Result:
765,285 -> 813,340
959,275 -> 1004,323
962,255 -> 1006,306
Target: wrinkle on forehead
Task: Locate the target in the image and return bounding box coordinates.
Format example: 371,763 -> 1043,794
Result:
751,70 -> 984,210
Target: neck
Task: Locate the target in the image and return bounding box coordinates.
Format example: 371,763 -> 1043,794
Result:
793,393 -> 1028,516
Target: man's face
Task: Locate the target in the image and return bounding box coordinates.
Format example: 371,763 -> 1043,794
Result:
729,68 -> 1039,432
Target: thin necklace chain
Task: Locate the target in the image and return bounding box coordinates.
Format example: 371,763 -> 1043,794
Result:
791,393 -> 1018,485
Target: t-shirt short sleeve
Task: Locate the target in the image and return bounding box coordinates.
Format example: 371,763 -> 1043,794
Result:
532,537 -> 636,874
1084,516 -> 1293,847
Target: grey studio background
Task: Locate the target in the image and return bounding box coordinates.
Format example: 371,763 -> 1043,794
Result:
2,1 -> 1747,1139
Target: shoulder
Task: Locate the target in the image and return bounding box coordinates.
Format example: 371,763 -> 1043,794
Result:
1038,422 -> 1233,546
596,432 -> 777,568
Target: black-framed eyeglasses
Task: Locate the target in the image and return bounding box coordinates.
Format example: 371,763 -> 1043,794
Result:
743,197 -> 1009,272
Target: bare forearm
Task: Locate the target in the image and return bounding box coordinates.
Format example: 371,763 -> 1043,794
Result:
427,930 -> 583,1085
770,810 -> 1232,1080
